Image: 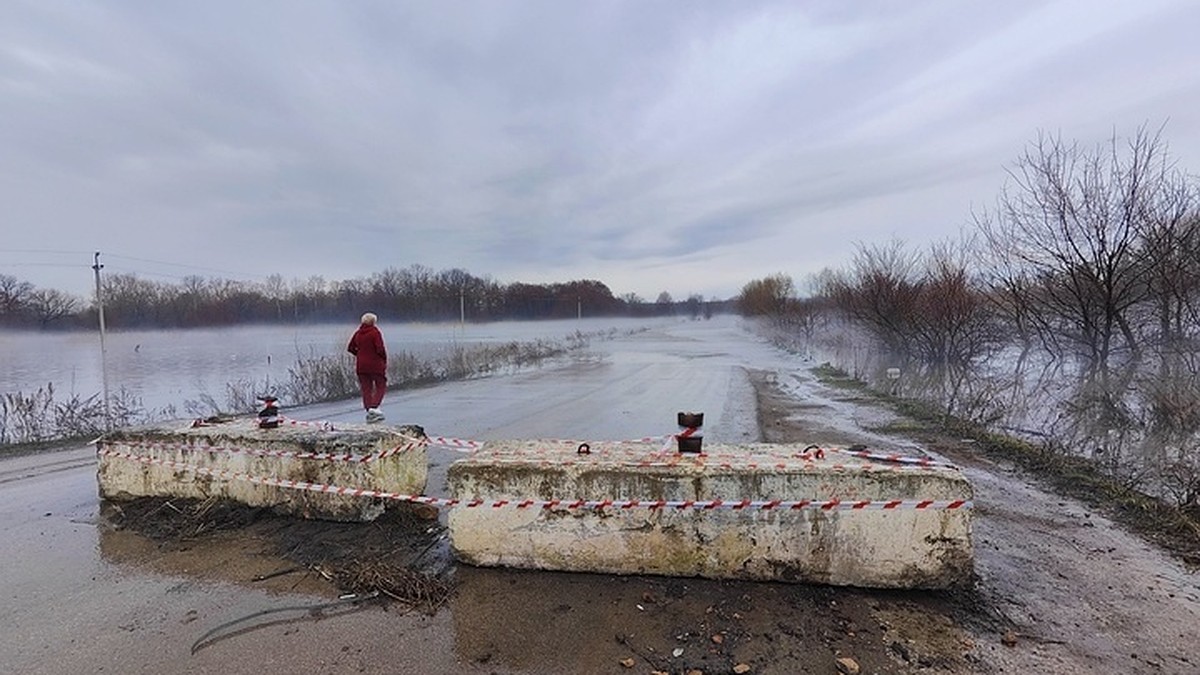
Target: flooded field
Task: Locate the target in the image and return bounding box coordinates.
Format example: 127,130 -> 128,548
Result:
3,316 -> 1199,674
0,316 -> 674,413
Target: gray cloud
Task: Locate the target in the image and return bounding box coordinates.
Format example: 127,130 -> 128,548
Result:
3,0 -> 1200,301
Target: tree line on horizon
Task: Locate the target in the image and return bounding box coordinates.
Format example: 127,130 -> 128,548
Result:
0,265 -> 725,330
738,124 -> 1200,512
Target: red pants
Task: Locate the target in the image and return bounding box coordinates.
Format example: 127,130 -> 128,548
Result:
357,373 -> 387,409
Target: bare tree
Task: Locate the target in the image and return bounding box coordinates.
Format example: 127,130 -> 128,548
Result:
908,241 -> 1002,419
975,126 -> 1174,386
27,288 -> 79,328
825,240 -> 922,361
0,274 -> 34,324
737,273 -> 794,317
262,273 -> 287,320
975,125 -> 1200,485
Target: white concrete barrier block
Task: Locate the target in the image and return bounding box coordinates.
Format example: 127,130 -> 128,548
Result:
96,418 -> 427,522
448,440 -> 973,588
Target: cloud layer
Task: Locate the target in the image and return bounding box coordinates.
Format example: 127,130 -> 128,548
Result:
4,0 -> 1200,300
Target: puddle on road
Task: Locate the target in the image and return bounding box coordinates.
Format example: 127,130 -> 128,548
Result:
92,495 -> 984,674
99,522 -> 334,598
99,497 -> 452,605
754,369 -> 931,456
84,367 -> 989,674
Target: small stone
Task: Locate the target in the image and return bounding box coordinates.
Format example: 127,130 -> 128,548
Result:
711,633 -> 725,644
733,664 -> 751,674
835,656 -> 860,675
619,657 -> 635,668
672,647 -> 684,657
1002,631 -> 1018,647
687,670 -> 704,675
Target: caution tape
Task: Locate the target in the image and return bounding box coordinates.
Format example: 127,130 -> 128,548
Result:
460,441 -> 957,473
426,434 -> 696,453
423,435 -> 667,451
98,438 -> 425,464
826,447 -> 958,469
115,429 -> 957,475
97,448 -> 972,512
425,436 -> 484,451
422,436 -> 958,472
278,415 -> 337,431
188,416 -> 338,432
460,455 -> 944,473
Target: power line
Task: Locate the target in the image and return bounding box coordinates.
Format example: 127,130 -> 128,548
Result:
103,253 -> 269,280
103,266 -> 200,282
0,248 -> 91,256
0,262 -> 84,268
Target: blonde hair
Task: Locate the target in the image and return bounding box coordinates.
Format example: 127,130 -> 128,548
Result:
360,312 -> 377,326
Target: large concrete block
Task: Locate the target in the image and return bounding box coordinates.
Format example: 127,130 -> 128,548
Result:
448,441 -> 973,588
96,418 -> 427,522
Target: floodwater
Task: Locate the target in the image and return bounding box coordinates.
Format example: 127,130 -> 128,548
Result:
1,315 -> 789,674
6,314 -> 1199,674
0,316 -> 676,413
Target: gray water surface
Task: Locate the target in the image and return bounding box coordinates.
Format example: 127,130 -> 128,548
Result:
0,317 -> 674,412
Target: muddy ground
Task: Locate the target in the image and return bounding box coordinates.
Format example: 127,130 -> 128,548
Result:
92,367 -> 1200,674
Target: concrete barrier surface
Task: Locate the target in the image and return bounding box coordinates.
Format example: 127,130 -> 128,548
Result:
448,440 -> 973,588
96,418 -> 427,522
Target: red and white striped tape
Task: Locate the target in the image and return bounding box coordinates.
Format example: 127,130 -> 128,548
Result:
102,438 -> 424,464
278,416 -> 337,431
97,448 -> 972,512
189,415 -> 337,431
459,442 -> 957,473
426,436 -> 484,451
460,455 -> 942,473
826,447 -> 957,469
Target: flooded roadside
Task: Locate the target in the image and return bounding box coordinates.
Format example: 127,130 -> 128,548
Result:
4,317 -> 1199,674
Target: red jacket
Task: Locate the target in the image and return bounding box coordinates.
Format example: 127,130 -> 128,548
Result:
347,324 -> 387,375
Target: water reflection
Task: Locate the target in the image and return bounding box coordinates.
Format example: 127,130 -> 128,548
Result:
1,317 -> 672,412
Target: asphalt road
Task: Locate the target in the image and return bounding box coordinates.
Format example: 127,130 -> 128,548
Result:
0,316 -> 781,675
8,316 -> 1199,674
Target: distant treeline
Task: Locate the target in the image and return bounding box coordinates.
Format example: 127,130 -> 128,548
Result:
0,265 -> 728,329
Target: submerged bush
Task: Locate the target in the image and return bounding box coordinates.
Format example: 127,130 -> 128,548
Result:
3,328 -> 605,448
1,384 -> 175,447
182,333 -> 588,417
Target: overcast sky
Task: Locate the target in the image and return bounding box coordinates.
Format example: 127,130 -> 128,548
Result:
3,0 -> 1200,302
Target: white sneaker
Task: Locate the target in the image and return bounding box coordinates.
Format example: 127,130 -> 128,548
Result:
366,408 -> 385,423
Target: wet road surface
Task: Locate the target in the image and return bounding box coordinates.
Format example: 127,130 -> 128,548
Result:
1,318 -> 779,674
5,316 -> 1200,674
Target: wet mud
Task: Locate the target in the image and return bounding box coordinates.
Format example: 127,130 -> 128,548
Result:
33,360 -> 1199,674
90,375 -> 994,675
101,497 -> 451,610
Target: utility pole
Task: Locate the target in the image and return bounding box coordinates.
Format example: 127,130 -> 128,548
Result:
459,287 -> 465,326
577,296 -> 582,320
93,251 -> 111,429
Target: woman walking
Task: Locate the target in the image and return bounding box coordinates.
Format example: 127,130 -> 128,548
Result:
347,312 -> 388,423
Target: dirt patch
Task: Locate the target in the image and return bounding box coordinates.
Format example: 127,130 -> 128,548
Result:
102,496 -> 451,611
753,367 -> 1200,674
913,429 -> 1200,569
